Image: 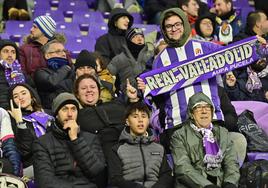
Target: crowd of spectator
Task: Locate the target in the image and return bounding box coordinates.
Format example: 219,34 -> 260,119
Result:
0,0 -> 268,187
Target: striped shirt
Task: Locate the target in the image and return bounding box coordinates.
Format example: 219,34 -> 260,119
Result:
153,39 -> 224,129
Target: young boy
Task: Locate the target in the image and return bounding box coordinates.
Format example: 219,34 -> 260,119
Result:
107,102 -> 173,188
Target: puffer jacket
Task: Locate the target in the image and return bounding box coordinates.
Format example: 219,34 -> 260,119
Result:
0,66 -> 10,110
33,121 -> 106,188
95,8 -> 133,63
170,120 -> 240,188
108,127 -> 173,188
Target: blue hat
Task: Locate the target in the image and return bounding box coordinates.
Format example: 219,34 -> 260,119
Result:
33,15 -> 56,39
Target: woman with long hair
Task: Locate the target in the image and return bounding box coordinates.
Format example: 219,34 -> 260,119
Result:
8,83 -> 53,178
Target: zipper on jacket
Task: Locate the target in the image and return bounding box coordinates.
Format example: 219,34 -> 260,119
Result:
139,139 -> 146,186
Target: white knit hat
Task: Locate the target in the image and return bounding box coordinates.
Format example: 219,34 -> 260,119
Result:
33,15 -> 56,39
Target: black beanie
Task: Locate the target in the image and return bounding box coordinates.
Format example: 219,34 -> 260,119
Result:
74,50 -> 97,71
195,13 -> 217,38
0,39 -> 19,58
126,27 -> 144,41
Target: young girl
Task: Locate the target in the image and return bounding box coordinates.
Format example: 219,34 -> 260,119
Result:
8,83 -> 53,178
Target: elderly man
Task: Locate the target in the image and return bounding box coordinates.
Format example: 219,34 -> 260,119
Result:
33,92 -> 106,188
34,39 -> 73,109
19,15 -> 57,77
171,92 -> 240,188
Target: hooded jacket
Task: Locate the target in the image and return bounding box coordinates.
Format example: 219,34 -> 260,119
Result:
170,92 -> 240,188
107,127 -> 173,188
95,8 -> 133,63
159,8 -> 191,47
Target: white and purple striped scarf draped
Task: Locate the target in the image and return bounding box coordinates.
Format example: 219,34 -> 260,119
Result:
0,60 -> 25,86
190,123 -> 223,170
23,112 -> 53,138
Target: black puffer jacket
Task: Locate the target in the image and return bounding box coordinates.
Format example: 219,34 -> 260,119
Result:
95,8 -> 133,63
0,66 -> 10,110
33,121 -> 106,188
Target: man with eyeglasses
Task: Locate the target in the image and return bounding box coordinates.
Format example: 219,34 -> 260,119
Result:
170,92 -> 240,188
34,40 -> 73,110
137,7 -> 246,170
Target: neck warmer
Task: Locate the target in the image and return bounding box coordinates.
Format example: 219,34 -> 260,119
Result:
47,57 -> 69,70
246,67 -> 263,93
190,122 -> 223,170
127,40 -> 145,59
0,60 -> 25,86
188,14 -> 198,26
23,111 -> 53,138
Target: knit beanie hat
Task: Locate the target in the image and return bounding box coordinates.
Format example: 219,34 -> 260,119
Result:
74,50 -> 97,71
52,93 -> 80,116
126,27 -> 144,41
33,15 -> 56,39
0,39 -> 19,58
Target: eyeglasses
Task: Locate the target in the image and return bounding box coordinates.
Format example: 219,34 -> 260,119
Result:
193,104 -> 211,112
165,22 -> 183,31
47,49 -> 67,55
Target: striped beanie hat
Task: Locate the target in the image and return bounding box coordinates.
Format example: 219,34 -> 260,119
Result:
33,15 -> 56,39
126,27 -> 144,41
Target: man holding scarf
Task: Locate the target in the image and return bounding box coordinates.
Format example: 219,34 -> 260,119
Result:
170,92 -> 240,188
34,40 -> 73,110
137,7 -> 246,166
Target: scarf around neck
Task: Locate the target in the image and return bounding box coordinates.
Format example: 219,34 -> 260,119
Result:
23,111 -> 54,138
0,59 -> 25,86
190,122 -> 223,170
47,57 -> 69,71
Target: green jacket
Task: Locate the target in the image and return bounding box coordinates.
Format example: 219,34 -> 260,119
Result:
170,121 -> 240,188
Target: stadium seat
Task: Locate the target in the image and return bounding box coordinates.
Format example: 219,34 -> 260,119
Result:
5,21 -> 32,35
56,22 -> 81,37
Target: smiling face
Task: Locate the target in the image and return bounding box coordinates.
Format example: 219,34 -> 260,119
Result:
115,16 -> 130,30
192,104 -> 213,128
182,0 -> 199,17
12,86 -> 33,111
126,110 -> 149,136
76,78 -> 99,106
214,0 -> 232,17
164,15 -> 184,41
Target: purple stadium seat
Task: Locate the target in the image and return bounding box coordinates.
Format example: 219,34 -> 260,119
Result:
233,0 -> 250,8
132,24 -> 159,35
65,35 -> 96,59
32,9 -> 65,22
5,21 -> 32,35
0,33 -> 10,40
33,0 -> 51,11
63,10 -> 105,24
88,23 -> 108,39
131,13 -> 143,24
56,22 -> 81,37
57,0 -> 89,11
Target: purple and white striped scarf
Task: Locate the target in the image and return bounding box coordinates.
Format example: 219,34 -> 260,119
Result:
23,112 -> 53,138
0,60 -> 25,86
190,123 -> 223,170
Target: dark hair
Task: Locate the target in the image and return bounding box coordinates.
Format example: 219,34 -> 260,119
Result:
74,74 -> 101,99
9,83 -> 43,112
246,10 -> 265,33
91,52 -> 108,69
213,0 -> 232,3
178,0 -> 194,9
125,102 -> 150,119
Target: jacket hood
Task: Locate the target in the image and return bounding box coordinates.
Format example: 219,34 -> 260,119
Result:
119,127 -> 155,144
195,13 -> 217,38
187,92 -> 214,119
108,8 -> 133,35
160,8 -> 191,47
